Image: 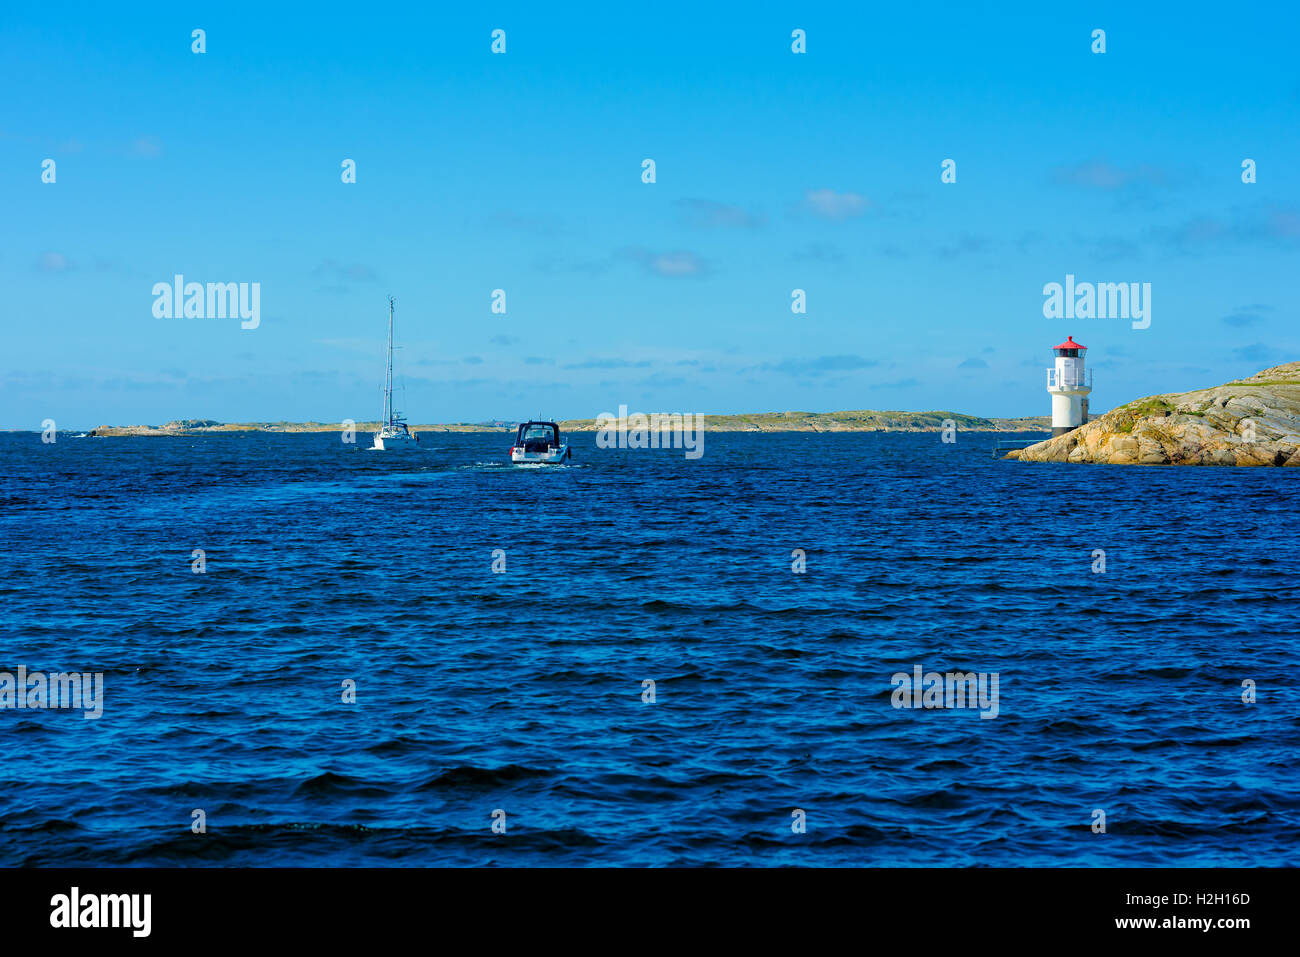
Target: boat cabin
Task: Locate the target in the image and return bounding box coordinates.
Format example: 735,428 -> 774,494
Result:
515,421 -> 562,452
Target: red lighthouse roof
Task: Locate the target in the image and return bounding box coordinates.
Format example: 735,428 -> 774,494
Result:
1053,335 -> 1086,351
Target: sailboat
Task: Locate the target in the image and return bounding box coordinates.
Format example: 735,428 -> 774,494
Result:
370,296 -> 420,451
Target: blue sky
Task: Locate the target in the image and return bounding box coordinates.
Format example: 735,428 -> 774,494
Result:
2,2 -> 1298,428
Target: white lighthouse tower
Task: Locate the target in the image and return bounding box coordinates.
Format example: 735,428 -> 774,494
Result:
1047,335 -> 1092,436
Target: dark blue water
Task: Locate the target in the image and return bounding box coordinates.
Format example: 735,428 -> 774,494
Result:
1,431 -> 1296,866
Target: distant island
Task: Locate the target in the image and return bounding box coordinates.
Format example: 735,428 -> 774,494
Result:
84,411 -> 1052,437
1008,361 -> 1300,466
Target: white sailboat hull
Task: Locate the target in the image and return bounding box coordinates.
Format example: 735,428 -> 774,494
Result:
370,431 -> 420,451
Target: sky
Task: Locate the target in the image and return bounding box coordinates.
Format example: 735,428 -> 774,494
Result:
2,2 -> 1298,429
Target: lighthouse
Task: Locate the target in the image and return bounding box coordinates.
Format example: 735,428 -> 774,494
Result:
1047,335 -> 1092,436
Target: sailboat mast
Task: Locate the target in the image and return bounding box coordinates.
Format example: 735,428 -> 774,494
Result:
385,296 -> 395,427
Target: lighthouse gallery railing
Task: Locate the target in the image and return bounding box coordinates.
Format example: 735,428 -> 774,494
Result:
1047,368 -> 1092,390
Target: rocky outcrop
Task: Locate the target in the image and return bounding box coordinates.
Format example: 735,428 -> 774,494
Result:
1007,362 -> 1300,466
89,420 -> 226,437
560,411 -> 1051,432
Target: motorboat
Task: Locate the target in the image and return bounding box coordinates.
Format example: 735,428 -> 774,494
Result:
509,421 -> 571,464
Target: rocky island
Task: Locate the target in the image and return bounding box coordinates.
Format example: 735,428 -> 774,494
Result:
86,411 -> 1051,437
1007,362 -> 1300,466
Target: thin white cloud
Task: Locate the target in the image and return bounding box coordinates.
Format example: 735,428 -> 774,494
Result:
36,251 -> 73,273
617,247 -> 710,278
803,189 -> 870,220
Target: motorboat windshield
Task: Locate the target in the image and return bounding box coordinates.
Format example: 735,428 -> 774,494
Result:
516,421 -> 560,449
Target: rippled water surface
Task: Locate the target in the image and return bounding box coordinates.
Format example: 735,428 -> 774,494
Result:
1,431 -> 1296,866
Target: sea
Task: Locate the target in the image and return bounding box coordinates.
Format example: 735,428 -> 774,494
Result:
1,430 -> 1296,866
